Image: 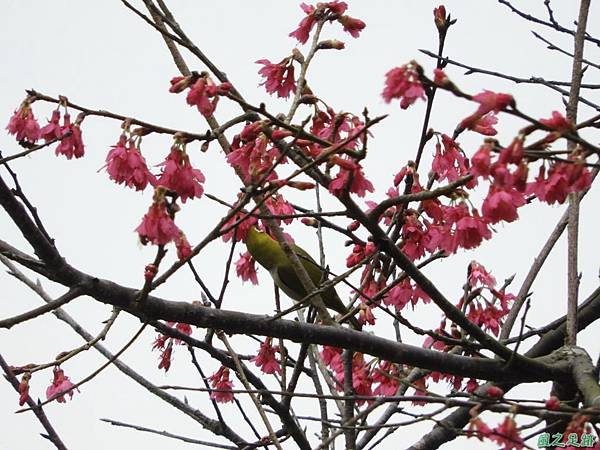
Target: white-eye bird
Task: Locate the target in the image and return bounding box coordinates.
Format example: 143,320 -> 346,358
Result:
245,226 -> 360,329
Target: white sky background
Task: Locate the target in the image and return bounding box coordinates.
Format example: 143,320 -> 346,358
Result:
1,1 -> 599,449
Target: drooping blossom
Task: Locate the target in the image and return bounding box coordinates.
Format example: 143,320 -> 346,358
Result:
466,112 -> 498,136
46,366 -> 78,403
183,76 -> 231,117
470,143 -> 492,178
431,134 -> 468,182
346,242 -> 376,267
104,135 -> 156,191
156,339 -> 173,371
175,233 -> 192,260
54,113 -> 85,159
472,90 -> 514,116
40,110 -> 63,142
338,15 -> 366,38
328,156 -> 374,198
208,366 -> 234,403
332,353 -> 373,405
401,211 -> 427,261
526,160 -> 592,205
467,417 -> 493,441
157,146 -> 205,202
289,2 -> 319,43
486,386 -> 504,399
18,373 -> 31,406
265,194 -> 295,225
490,416 -> 523,450
384,278 -> 430,311
321,345 -> 344,375
235,251 -> 258,285
382,62 -> 426,109
451,207 -> 492,250
289,2 -> 359,44
251,338 -> 281,374
481,185 -> 525,224
6,102 -> 41,144
256,58 -> 296,98
372,360 -> 400,396
221,207 -> 258,243
545,396 -> 560,410
468,261 -> 496,289
135,193 -> 181,246
539,110 -> 574,133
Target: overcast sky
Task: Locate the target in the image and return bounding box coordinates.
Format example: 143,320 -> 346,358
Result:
1,1 -> 600,449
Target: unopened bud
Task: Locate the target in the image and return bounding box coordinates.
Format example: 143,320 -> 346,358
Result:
347,220 -> 360,232
301,218 -> 318,227
317,39 -> 346,50
433,5 -> 447,30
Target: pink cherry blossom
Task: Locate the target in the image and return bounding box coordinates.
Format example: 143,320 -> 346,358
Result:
6,103 -> 41,144
183,76 -> 231,117
256,58 -> 296,98
338,15 -> 366,38
18,373 -> 31,406
382,62 -> 426,109
472,90 -> 514,115
289,3 -> 318,43
221,208 -> 258,243
235,251 -> 258,285
175,233 -> 192,260
40,110 -> 63,142
481,186 -> 525,224
251,338 -> 281,374
208,366 -> 234,403
431,134 -> 468,182
157,146 -> 205,203
54,113 -> 85,159
491,416 -> 523,450
135,199 -> 181,246
328,157 -> 374,198
372,361 -> 400,396
46,367 -> 78,403
468,261 -> 496,288
265,194 -> 295,225
104,135 -> 156,191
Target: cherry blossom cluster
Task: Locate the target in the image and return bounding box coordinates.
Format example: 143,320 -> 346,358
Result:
6,99 -> 85,158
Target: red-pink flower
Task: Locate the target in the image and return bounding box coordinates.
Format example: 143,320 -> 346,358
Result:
265,194 -> 295,225
157,146 -> 205,203
157,340 -> 173,371
175,233 -> 192,260
372,361 -> 400,396
221,209 -> 258,243
40,110 -> 62,142
472,90 -> 514,115
470,143 -> 492,178
453,208 -> 491,250
486,386 -> 504,398
384,279 -> 413,310
256,58 -> 296,98
251,338 -> 281,374
401,212 -> 427,260
527,161 -> 591,205
235,251 -> 258,285
104,135 -> 156,191
184,76 -> 231,117
345,242 -> 376,267
6,103 -> 41,144
18,373 -> 31,406
289,3 -> 318,43
431,134 -> 468,182
467,112 -> 498,136
540,110 -> 574,133
46,367 -> 78,403
491,416 -> 523,450
208,366 -> 234,403
467,417 -> 492,441
468,261 -> 496,288
54,113 -> 85,159
338,15 -> 366,38
328,157 -> 374,198
321,345 -> 344,375
545,396 -> 561,410
136,199 -> 181,246
481,186 -> 525,224
382,62 -> 426,109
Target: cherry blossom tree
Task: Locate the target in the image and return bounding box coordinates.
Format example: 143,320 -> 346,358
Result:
1,1 -> 600,450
